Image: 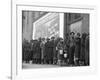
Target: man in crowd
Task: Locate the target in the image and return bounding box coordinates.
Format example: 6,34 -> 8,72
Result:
31,40 -> 36,63
85,33 -> 89,66
80,33 -> 87,65
68,32 -> 75,65
74,33 -> 81,66
24,40 -> 31,63
64,33 -> 70,64
50,37 -> 55,64
53,37 -> 60,64
45,37 -> 55,64
40,38 -> 46,64
57,38 -> 64,66
45,38 -> 51,64
35,39 -> 41,64
22,32 -> 89,66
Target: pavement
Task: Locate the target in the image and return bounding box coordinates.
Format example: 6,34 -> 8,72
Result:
22,62 -> 86,69
22,63 -> 60,69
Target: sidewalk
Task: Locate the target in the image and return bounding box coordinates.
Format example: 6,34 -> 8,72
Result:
22,63 -> 60,69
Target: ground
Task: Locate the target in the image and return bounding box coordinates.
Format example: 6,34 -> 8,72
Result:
22,63 -> 60,69
22,62 -> 86,69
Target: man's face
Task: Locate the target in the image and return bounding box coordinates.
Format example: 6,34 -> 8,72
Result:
77,34 -> 80,38
51,38 -> 54,41
71,33 -> 74,37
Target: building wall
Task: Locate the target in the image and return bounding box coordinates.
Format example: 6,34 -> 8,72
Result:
22,11 -> 47,42
70,20 -> 82,34
64,13 -> 89,36
22,12 -> 89,42
22,11 -> 33,42
81,14 -> 89,33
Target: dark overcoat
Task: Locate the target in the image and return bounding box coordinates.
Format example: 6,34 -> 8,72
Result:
35,41 -> 41,59
40,41 -> 45,59
85,36 -> 89,65
45,40 -> 54,60
75,37 -> 81,58
80,37 -> 86,61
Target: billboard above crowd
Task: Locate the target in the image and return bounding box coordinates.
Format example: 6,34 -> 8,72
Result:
32,13 -> 60,40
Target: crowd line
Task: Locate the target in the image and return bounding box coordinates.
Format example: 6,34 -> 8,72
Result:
22,32 -> 89,66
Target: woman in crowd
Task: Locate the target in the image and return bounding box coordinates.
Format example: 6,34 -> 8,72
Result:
57,38 -> 64,66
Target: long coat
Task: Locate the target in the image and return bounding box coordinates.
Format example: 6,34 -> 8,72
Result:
68,37 -> 75,64
85,36 -> 89,65
34,41 -> 41,59
22,42 -> 25,61
32,42 -> 36,59
54,39 -> 59,60
50,40 -> 55,59
24,42 -> 31,61
80,37 -> 86,61
40,41 -> 45,59
45,40 -> 54,60
75,37 -> 81,59
80,33 -> 87,62
57,41 -> 64,60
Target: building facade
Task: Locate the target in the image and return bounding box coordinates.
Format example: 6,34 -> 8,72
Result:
22,11 -> 47,42
22,11 -> 89,42
64,13 -> 89,39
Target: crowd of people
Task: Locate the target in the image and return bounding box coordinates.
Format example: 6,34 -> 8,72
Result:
22,32 -> 89,66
